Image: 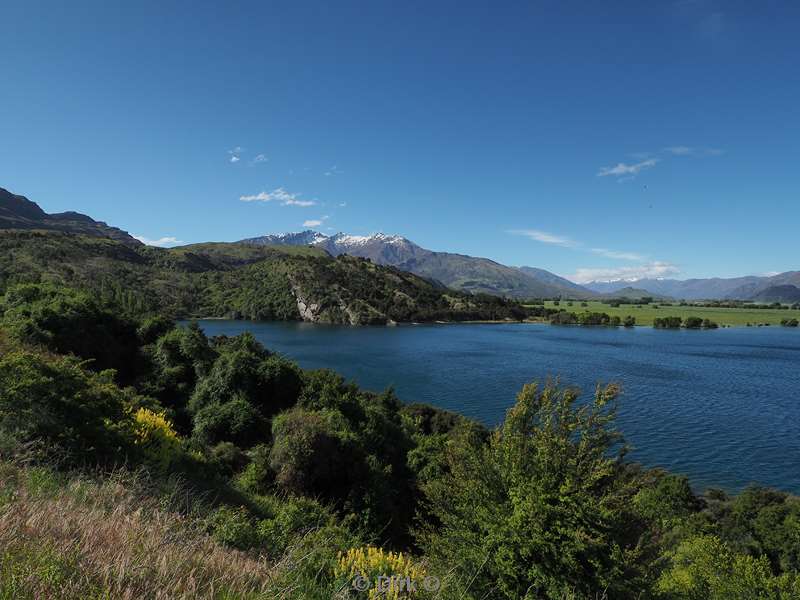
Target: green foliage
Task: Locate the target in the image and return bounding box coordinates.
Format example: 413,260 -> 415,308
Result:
0,349 -> 136,463
654,316 -> 683,329
0,230 -> 529,325
633,472 -> 699,528
188,334 -> 302,420
192,395 -> 268,448
269,408 -> 350,498
419,382 -> 644,599
656,535 -> 800,599
1,279 -> 799,598
0,283 -> 141,383
207,505 -> 261,550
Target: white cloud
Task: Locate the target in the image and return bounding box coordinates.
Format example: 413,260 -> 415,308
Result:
664,146 -> 724,157
239,188 -> 316,206
598,159 -> 659,178
283,199 -> 316,207
133,235 -> 184,247
251,154 -> 268,164
568,261 -> 680,284
664,146 -> 693,155
509,230 -> 645,260
590,248 -> 646,261
508,229 -> 578,248
324,165 -> 342,176
303,215 -> 330,227
228,146 -> 243,163
338,202 -> 347,207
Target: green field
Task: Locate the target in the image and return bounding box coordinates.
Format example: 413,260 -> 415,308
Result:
534,300 -> 800,327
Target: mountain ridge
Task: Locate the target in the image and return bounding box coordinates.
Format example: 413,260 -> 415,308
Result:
240,230 -> 595,299
0,187 -> 142,247
586,272 -> 800,301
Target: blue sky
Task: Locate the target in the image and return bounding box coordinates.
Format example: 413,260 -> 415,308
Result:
1,1 -> 798,282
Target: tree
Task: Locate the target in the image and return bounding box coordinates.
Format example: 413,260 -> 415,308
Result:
657,535 -> 800,599
419,382 -> 645,599
685,317 -> 704,329
654,316 -> 682,329
1,283 -> 141,384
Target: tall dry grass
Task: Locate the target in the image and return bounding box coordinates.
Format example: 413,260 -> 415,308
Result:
0,463 -> 278,599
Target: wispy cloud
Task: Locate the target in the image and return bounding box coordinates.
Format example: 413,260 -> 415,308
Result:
598,159 -> 659,178
600,145 -> 724,180
568,261 -> 680,284
338,202 -> 347,208
664,146 -> 725,157
133,234 -> 184,247
324,165 -> 342,176
508,229 -> 578,248
590,248 -> 646,261
239,188 -> 316,206
664,146 -> 692,156
251,154 -> 268,164
509,229 -> 646,262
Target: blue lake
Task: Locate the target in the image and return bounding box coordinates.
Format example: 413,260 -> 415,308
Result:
195,320 -> 800,494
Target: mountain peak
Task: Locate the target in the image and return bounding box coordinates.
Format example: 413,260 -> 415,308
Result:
0,186 -> 141,246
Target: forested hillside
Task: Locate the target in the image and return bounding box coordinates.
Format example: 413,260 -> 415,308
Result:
0,283 -> 798,598
0,230 -> 527,324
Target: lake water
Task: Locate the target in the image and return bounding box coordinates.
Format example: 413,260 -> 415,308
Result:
195,320 -> 800,494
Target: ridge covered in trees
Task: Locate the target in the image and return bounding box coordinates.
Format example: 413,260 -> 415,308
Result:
0,230 -> 527,325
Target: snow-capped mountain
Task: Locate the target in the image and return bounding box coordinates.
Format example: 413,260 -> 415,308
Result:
238,230 -> 595,299
585,272 -> 800,300
239,230 -> 328,247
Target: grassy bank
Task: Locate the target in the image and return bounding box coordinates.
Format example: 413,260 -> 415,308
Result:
533,300 -> 800,327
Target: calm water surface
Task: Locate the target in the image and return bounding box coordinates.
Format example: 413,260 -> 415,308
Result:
196,320 -> 800,494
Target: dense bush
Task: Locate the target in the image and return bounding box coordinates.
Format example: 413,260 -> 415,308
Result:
0,349 -> 138,463
1,282 -> 799,598
654,316 -> 683,329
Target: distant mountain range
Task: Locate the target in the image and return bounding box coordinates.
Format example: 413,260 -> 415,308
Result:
0,187 -> 141,246
585,273 -> 800,302
240,231 -> 594,299
4,185 -> 797,304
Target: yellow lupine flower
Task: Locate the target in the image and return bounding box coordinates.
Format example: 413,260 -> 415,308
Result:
335,545 -> 427,599
132,407 -> 181,468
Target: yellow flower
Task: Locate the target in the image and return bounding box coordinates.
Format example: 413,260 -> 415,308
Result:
334,545 -> 427,599
132,407 -> 181,468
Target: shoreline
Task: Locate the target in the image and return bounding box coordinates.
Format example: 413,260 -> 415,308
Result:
183,316 -> 798,329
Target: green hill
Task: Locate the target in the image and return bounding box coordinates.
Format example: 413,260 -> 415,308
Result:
0,230 -> 527,324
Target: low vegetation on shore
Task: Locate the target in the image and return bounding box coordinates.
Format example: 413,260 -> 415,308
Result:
537,300 -> 800,327
1,282 -> 799,598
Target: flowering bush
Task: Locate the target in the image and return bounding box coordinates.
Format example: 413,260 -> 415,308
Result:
132,408 -> 181,469
335,546 -> 428,599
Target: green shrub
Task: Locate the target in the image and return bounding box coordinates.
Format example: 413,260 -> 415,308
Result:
207,506 -> 259,550
0,349 -> 136,464
269,409 -> 348,498
192,395 -> 268,448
